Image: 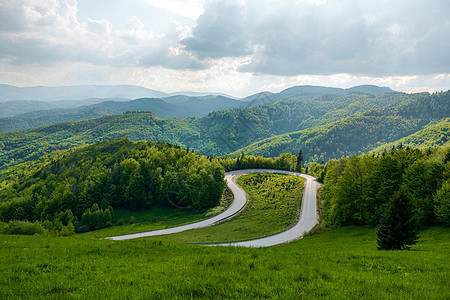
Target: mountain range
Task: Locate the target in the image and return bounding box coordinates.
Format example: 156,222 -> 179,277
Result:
0,86 -> 447,170
0,84 -> 397,131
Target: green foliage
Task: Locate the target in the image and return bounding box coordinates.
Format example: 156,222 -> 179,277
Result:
1,220 -> 46,235
78,204 -> 114,232
0,138 -> 226,228
377,188 -> 419,250
320,146 -> 449,228
435,179 -> 450,225
371,118 -> 450,152
220,152 -> 298,172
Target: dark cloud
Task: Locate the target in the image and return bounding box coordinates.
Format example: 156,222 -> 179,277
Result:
181,1 -> 250,58
183,0 -> 450,76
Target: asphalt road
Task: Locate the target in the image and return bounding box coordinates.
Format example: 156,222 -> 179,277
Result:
215,169 -> 320,247
109,169 -> 320,246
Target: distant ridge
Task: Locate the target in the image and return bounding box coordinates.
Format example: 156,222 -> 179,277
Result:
0,83 -> 397,102
0,84 -> 168,101
242,84 -> 397,103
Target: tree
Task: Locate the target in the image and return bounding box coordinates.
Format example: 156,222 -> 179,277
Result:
377,188 -> 419,250
297,150 -> 303,172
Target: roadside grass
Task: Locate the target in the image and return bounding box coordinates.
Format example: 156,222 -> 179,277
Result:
146,173 -> 305,243
82,187 -> 233,238
0,226 -> 448,299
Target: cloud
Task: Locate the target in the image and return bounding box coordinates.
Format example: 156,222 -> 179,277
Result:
145,0 -> 205,20
183,0 -> 450,76
0,0 -> 204,70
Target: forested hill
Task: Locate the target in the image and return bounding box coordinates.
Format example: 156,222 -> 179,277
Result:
230,91 -> 449,162
370,118 -> 450,152
0,138 -> 226,231
0,91 -> 448,169
0,112 -> 199,170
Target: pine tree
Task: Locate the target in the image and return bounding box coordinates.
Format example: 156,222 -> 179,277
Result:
297,150 -> 303,172
377,188 -> 419,250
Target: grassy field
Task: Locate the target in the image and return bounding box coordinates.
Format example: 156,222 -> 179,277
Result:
0,226 -> 448,299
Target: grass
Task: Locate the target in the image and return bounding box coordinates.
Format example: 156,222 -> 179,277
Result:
129,173 -> 305,243
0,226 -> 448,299
82,187 -> 233,238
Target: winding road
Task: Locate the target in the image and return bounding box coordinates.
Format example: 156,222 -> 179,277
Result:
109,169 -> 320,247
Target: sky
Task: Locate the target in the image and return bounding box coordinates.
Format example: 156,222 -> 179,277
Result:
0,0 -> 449,97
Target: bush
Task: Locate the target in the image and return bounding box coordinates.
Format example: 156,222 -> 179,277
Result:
59,221 -> 75,236
1,220 -> 46,235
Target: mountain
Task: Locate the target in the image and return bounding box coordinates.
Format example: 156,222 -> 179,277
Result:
0,98 -> 128,118
0,84 -> 167,101
241,84 -> 396,103
229,113 -> 423,162
228,91 -> 449,161
168,91 -> 237,98
0,95 -> 248,131
1,91 -> 447,170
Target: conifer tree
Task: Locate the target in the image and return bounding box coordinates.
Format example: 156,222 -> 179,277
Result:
297,150 -> 303,172
377,188 -> 419,250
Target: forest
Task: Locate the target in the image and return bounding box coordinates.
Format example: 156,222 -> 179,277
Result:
0,138 -> 226,233
319,145 -> 449,228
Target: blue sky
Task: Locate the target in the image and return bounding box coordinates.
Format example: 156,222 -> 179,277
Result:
0,0 -> 449,97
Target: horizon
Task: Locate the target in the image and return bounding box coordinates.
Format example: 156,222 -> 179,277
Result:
1,1 -> 449,97
0,82 -> 408,100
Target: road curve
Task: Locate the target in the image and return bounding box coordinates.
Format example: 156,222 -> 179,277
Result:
215,169 -> 320,247
109,169 -> 320,246
109,173 -> 247,240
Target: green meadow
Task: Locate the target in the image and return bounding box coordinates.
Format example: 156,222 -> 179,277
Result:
0,227 -> 448,299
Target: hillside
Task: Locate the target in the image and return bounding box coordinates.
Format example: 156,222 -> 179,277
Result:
371,118 -> 450,152
0,91 -> 448,169
0,112 -> 201,170
230,91 -> 449,161
0,138 -> 225,232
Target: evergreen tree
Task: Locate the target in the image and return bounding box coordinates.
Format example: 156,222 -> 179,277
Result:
377,188 -> 419,250
297,150 -> 303,172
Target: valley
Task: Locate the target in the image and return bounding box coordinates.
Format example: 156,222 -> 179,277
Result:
0,84 -> 448,299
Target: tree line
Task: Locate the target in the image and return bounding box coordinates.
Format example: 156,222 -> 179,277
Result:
319,145 -> 449,228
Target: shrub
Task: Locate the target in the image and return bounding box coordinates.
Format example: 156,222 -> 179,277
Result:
1,220 -> 46,235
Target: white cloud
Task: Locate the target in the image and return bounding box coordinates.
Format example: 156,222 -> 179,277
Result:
145,0 -> 205,19
0,0 -> 204,70
0,0 -> 449,96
